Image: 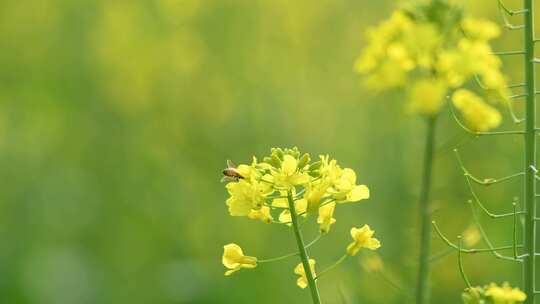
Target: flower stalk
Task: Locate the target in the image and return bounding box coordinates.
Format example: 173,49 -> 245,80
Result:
287,191 -> 322,304
416,117 -> 437,304
522,0 -> 536,302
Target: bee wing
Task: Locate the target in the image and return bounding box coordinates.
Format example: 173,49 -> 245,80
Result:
221,176 -> 237,183
226,159 -> 237,168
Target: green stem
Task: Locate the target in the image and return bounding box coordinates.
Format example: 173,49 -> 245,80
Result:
523,0 -> 536,302
287,191 -> 322,304
315,254 -> 348,280
416,117 -> 436,304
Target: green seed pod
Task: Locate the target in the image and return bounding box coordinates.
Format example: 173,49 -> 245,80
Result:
288,147 -> 301,158
271,154 -> 282,167
297,153 -> 311,169
273,148 -> 284,160
309,161 -> 322,171
308,170 -> 321,178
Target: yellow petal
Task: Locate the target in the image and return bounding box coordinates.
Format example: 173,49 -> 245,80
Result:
347,185 -> 370,202
341,168 -> 357,184
222,243 -> 244,269
226,197 -> 253,216
225,268 -> 240,276
366,238 -> 381,250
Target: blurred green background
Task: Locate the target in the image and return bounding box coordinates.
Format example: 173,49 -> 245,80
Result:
0,0 -> 535,303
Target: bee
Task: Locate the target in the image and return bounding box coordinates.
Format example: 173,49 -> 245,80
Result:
221,160 -> 244,182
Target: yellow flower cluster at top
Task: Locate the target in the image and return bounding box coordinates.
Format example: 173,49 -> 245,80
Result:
224,147 -> 370,233
462,282 -> 526,304
355,0 -> 508,131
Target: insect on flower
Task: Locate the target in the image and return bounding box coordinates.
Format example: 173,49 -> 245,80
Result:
221,160 -> 244,183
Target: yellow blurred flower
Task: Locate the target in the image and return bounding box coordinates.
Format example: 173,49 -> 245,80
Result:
356,2 -> 508,118
294,259 -> 317,289
360,254 -> 384,273
462,18 -> 500,41
222,244 -> 257,276
462,282 -> 526,304
452,89 -> 502,132
485,282 -> 526,304
354,11 -> 416,91
407,78 -> 448,115
462,224 -> 481,247
462,286 -> 485,304
346,225 -> 381,256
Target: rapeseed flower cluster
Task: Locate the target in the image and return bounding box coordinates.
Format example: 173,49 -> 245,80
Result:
221,147 -> 381,289
355,0 -> 507,131
224,147 -> 369,232
462,282 -> 526,304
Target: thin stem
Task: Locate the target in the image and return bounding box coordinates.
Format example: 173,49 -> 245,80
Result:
467,201 -> 523,262
287,192 -> 321,304
505,99 -> 525,124
458,236 -> 472,288
467,171 -> 524,187
377,270 -> 407,295
497,0 -> 526,29
498,0 -> 528,15
491,50 -> 526,56
514,202 -> 519,259
510,93 -> 528,99
416,117 -> 436,304
315,254 -> 348,280
432,221 -> 524,254
430,247 -> 454,263
305,233 -> 322,248
454,149 -> 524,218
258,252 -> 298,263
258,234 -> 322,263
523,1 -> 536,302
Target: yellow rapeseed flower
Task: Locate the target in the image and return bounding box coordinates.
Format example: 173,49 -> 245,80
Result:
360,254 -> 384,273
248,206 -> 273,224
452,89 -> 502,132
355,2 -> 508,118
222,243 -> 257,276
277,198 -> 308,224
462,282 -> 526,304
462,286 -> 485,304
346,225 -> 381,256
294,259 -> 317,289
485,282 -> 526,304
272,154 -> 310,187
330,168 -> 370,202
462,224 -> 481,247
317,202 -> 336,233
304,181 -> 331,212
225,179 -> 272,216
407,78 -> 448,115
462,18 -> 500,41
